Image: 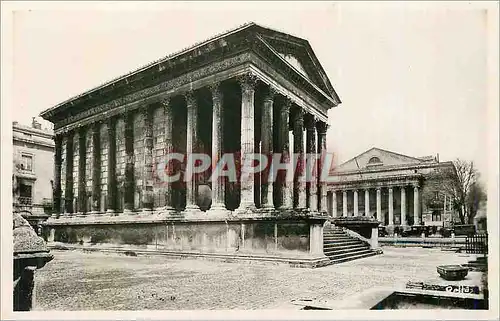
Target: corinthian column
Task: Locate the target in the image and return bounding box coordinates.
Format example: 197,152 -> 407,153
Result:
161,98 -> 175,212
342,190 -> 347,217
90,122 -> 101,214
364,188 -> 370,216
185,91 -> 201,212
293,108 -> 306,209
388,187 -> 394,226
353,189 -> 359,216
52,135 -> 62,218
413,184 -> 420,225
278,97 -> 293,210
141,106 -> 154,213
317,121 -> 328,213
106,118 -> 116,214
260,86 -> 275,210
124,112 -> 135,214
305,115 -> 317,211
64,135 -> 74,215
376,188 -> 383,224
401,186 -> 407,226
77,127 -> 87,216
60,136 -> 67,216
209,83 -> 227,212
236,74 -> 258,212
332,191 -> 337,217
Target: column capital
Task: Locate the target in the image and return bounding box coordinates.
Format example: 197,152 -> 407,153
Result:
263,85 -> 278,102
237,72 -> 259,92
91,121 -> 101,133
160,96 -> 171,107
316,121 -> 329,134
184,90 -> 197,108
304,114 -> 317,130
209,82 -> 223,102
293,108 -> 305,127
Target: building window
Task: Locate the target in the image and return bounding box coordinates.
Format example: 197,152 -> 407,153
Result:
368,157 -> 382,164
432,211 -> 442,221
21,154 -> 33,171
19,183 -> 32,205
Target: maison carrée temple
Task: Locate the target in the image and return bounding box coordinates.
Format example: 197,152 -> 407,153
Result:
40,23 -> 342,267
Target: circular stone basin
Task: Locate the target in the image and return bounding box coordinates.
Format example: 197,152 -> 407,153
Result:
437,265 -> 469,281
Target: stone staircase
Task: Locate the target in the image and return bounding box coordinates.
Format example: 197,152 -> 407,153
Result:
323,225 -> 378,264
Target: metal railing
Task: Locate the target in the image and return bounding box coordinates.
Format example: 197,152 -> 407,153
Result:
17,197 -> 32,205
465,233 -> 488,254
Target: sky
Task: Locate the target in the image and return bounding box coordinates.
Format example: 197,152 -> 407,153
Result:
9,2 -> 494,178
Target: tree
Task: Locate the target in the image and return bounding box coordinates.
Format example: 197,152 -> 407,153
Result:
432,159 -> 486,224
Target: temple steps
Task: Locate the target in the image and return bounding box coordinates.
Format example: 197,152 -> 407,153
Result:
323,225 -> 378,264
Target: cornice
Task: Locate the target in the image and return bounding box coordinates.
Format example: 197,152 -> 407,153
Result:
41,25 -> 338,123
53,53 -> 330,135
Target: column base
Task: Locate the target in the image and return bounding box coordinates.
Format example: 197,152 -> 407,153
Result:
141,208 -> 154,214
123,209 -> 135,215
76,212 -> 86,218
185,205 -> 201,212
106,209 -> 116,215
208,203 -> 228,211
236,202 -> 257,213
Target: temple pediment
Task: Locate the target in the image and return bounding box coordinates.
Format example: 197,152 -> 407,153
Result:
335,147 -> 433,172
255,28 -> 338,99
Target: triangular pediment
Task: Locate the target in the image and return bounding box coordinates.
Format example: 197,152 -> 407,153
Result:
336,148 -> 430,172
254,27 -> 338,101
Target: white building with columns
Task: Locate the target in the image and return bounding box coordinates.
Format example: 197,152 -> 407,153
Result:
327,148 -> 458,232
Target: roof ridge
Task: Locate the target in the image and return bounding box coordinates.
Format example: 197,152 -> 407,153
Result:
41,22 -> 257,115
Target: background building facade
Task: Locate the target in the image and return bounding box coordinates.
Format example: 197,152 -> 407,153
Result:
13,118 -> 54,229
327,148 -> 458,230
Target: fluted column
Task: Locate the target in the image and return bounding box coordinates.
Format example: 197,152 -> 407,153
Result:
60,136 -> 68,215
401,186 -> 407,226
305,115 -> 317,211
77,127 -> 87,215
72,130 -> 80,215
106,118 -> 116,213
161,98 -> 175,211
364,188 -> 370,216
317,121 -> 328,213
376,188 -> 383,224
141,106 -> 154,213
90,123 -> 101,214
260,86 -> 275,209
388,187 -> 394,225
185,91 -> 201,212
293,108 -> 306,209
353,189 -> 359,216
277,97 -> 293,210
124,112 -> 135,214
52,135 -> 62,217
208,83 -> 227,212
332,191 -> 337,217
64,135 -> 74,214
236,74 -> 258,212
413,185 -> 420,225
342,190 -> 347,216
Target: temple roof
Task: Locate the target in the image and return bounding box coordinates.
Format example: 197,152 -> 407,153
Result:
40,22 -> 340,122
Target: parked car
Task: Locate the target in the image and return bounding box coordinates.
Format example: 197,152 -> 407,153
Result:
439,227 -> 453,238
453,224 -> 476,236
400,226 -> 431,237
378,226 -> 388,237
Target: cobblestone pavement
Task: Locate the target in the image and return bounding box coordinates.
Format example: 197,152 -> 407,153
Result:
35,247 -> 474,310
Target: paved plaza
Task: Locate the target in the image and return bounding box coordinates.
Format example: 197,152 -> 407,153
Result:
34,247 -> 477,310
